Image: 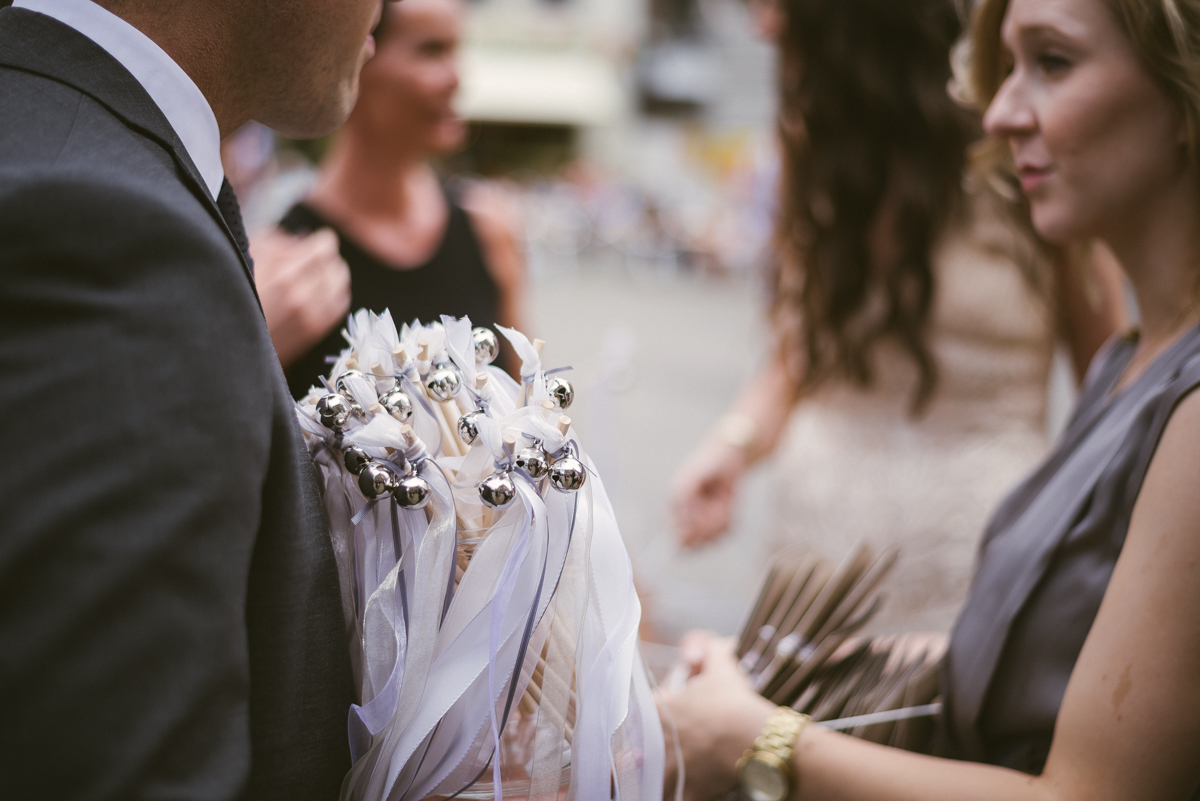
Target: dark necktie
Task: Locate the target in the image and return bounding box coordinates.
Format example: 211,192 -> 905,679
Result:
216,178 -> 254,273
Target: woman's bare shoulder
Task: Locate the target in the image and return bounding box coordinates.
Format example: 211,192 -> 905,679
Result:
1047,386 -> 1200,800
460,181 -> 521,245
460,179 -> 525,285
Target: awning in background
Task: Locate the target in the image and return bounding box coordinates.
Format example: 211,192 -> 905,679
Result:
456,47 -> 624,127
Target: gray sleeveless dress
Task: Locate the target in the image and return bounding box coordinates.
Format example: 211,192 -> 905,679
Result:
940,325 -> 1200,788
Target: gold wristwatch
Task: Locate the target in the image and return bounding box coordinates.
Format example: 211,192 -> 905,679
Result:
736,706 -> 810,801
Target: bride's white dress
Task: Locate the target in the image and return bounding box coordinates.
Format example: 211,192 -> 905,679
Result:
771,197 -> 1057,634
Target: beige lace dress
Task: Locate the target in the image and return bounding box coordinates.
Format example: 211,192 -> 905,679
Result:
771,196 -> 1057,634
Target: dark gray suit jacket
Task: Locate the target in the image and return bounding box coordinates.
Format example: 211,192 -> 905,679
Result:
0,8 -> 353,800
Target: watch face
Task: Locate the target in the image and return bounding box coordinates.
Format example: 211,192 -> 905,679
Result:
741,757 -> 789,801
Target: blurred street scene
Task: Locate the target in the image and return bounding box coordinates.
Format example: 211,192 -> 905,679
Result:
225,0 -> 785,643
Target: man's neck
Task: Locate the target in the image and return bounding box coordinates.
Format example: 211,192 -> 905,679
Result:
92,0 -> 247,136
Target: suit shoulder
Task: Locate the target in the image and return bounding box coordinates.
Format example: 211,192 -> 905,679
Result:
0,65 -> 87,168
0,170 -> 274,431
0,171 -> 222,263
1,66 -> 185,197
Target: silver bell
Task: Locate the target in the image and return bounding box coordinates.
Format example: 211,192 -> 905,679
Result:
426,367 -> 462,403
358,462 -> 398,500
547,377 -> 574,409
479,471 -> 517,509
335,369 -> 367,400
457,411 -> 483,446
472,327 -> 500,365
379,388 -> 414,422
342,445 -> 371,475
316,393 -> 354,431
393,474 -> 432,509
549,456 -> 586,492
515,447 -> 550,479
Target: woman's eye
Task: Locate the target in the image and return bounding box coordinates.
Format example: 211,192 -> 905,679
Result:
1036,53 -> 1071,74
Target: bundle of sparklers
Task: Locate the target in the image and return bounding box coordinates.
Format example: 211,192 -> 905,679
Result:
736,546 -> 944,751
295,311 -> 663,801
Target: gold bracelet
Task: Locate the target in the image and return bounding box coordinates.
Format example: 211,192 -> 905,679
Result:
736,706 -> 810,801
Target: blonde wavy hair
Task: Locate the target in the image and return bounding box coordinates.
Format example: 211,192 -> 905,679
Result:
969,0 -> 1200,158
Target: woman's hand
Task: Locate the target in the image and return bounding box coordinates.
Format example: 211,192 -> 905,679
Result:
671,439 -> 750,548
671,357 -> 800,548
252,227 -> 351,367
662,632 -> 776,800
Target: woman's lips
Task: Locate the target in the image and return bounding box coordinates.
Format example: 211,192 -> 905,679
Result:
1018,165 -> 1053,194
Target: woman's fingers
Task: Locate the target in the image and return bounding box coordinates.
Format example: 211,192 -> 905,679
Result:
672,453 -> 740,548
664,633 -> 774,799
253,227 -> 351,365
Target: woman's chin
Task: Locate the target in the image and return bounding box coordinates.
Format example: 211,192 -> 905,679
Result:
1029,203 -> 1089,247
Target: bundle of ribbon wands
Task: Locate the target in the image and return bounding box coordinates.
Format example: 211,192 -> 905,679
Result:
295,311 -> 663,801
737,545 -> 945,752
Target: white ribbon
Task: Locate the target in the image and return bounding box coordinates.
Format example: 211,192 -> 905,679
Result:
297,314 -> 664,801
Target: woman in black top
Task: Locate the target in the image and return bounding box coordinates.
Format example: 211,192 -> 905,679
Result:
272,0 -> 525,397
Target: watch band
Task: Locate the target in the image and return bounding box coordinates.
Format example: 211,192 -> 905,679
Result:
737,706 -> 810,798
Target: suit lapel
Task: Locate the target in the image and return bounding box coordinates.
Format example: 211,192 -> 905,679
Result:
0,7 -> 257,294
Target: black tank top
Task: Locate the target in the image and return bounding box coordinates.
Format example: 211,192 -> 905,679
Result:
279,188 -> 500,398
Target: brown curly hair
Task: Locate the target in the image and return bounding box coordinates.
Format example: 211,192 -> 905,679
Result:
772,0 -> 979,412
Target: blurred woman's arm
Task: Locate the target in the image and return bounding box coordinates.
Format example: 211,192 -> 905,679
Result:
463,181 -> 529,375
671,352 -> 800,548
667,390 -> 1200,801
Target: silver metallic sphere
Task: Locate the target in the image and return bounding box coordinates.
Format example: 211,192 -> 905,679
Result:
379,388 -> 414,423
393,474 -> 432,509
457,411 -> 483,446
479,471 -> 517,509
335,369 -> 367,400
549,456 -> 587,493
426,367 -> 462,403
472,327 -> 500,365
515,447 -> 550,479
342,445 -> 371,475
547,377 -> 574,409
358,462 -> 398,500
316,393 -> 353,431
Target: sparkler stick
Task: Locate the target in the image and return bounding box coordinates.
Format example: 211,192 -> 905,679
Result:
732,544 -> 943,752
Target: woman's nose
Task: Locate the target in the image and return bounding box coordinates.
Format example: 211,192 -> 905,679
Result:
983,71 -> 1036,141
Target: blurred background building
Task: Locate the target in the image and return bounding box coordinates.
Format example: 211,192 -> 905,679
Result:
452,0 -> 779,278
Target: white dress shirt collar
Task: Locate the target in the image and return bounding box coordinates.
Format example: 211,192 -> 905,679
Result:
14,0 -> 225,199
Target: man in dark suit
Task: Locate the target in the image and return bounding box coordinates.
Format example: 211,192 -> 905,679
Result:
0,0 -> 382,798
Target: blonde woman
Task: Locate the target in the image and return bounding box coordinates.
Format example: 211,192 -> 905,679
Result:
666,0 -> 1200,798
